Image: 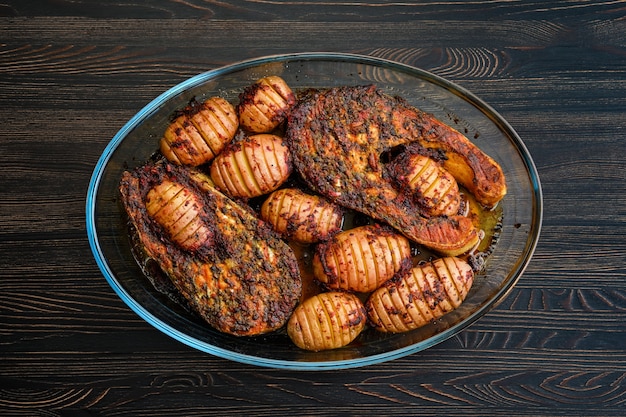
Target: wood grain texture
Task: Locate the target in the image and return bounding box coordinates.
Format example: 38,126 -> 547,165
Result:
1,0 -> 626,415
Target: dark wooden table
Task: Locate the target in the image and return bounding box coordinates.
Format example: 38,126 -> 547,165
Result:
2,1 -> 625,416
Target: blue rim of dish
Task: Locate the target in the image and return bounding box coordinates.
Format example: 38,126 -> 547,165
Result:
86,52 -> 543,370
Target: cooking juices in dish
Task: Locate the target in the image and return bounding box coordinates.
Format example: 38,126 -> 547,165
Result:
119,76 -> 506,351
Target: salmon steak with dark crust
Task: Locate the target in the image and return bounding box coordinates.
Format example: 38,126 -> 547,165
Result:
285,85 -> 506,255
119,160 -> 302,336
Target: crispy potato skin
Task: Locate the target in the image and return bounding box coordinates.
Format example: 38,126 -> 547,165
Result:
366,257 -> 474,333
119,160 -> 301,336
238,76 -> 297,133
312,224 -> 412,293
210,134 -> 292,198
287,291 -> 367,351
260,188 -> 344,243
160,97 -> 238,166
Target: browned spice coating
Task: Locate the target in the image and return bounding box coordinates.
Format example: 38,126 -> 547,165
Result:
285,85 -> 487,255
119,160 -> 302,336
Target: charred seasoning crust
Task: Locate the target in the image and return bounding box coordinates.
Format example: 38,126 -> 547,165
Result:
284,85 -> 479,255
119,159 -> 302,336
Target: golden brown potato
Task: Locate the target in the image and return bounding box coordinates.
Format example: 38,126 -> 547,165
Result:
160,97 -> 238,166
210,134 -> 292,198
238,76 -> 296,133
312,224 -> 411,293
366,257 -> 474,333
260,188 -> 343,243
391,151 -> 461,217
145,179 -> 212,252
287,291 -> 366,351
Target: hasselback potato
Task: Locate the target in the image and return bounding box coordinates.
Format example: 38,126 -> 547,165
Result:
210,134 -> 292,198
145,179 -> 212,252
160,97 -> 238,166
391,150 -> 461,217
366,257 -> 474,333
260,188 -> 343,243
287,291 -> 367,351
312,224 -> 411,293
238,76 -> 296,133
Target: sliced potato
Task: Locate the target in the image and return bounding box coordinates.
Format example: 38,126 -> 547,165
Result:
238,76 -> 297,133
210,134 -> 292,198
160,97 -> 238,166
312,224 -> 411,293
260,188 -> 343,243
287,291 -> 366,351
145,179 -> 212,251
366,257 -> 474,333
391,151 -> 461,217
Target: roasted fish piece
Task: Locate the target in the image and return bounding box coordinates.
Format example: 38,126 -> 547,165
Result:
286,85 -> 499,255
119,161 -> 302,336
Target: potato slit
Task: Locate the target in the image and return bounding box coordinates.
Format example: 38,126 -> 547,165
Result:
346,234 -> 363,291
421,165 -> 441,197
408,156 -> 430,187
191,112 -> 221,157
150,186 -> 188,226
412,268 -> 435,324
174,220 -> 204,247
387,281 -> 410,332
335,295 -> 354,345
328,244 -> 343,288
365,234 -> 380,289
431,259 -> 455,313
291,190 -> 309,239
184,120 -> 213,163
165,120 -> 191,164
205,100 -> 234,139
233,148 -> 261,196
145,181 -> 179,216
315,296 -> 335,350
261,136 -> 283,186
393,272 -> 418,329
281,189 -> 298,236
297,308 -> 317,350
319,295 -> 339,349
375,289 -> 395,331
248,139 -> 275,191
251,103 -> 273,125
167,200 -> 198,237
423,264 -> 446,317
267,189 -> 286,233
214,154 -> 240,196
200,108 -> 228,148
259,83 -> 288,109
377,236 -> 394,286
439,258 -> 460,308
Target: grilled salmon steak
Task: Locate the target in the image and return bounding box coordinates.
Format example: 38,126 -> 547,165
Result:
285,85 -> 506,255
119,160 -> 302,336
